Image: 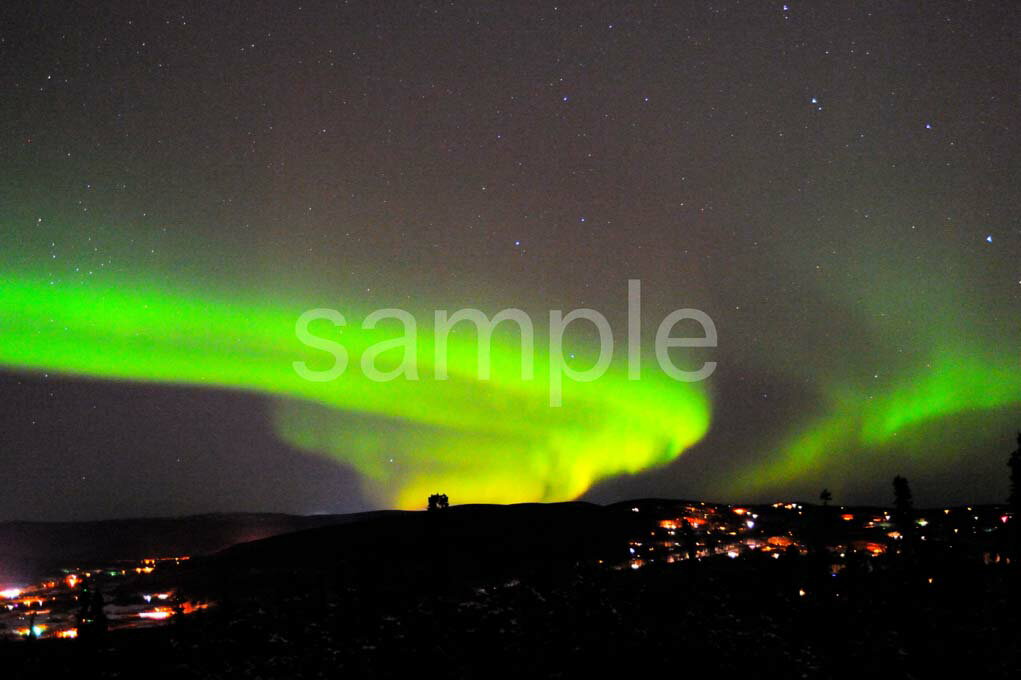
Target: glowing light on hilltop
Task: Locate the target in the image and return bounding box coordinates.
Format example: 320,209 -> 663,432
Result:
64,575 -> 79,589
0,274 -> 711,507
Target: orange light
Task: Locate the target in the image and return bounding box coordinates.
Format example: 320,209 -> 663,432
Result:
56,629 -> 78,639
139,607 -> 173,620
841,514 -> 854,521
65,575 -> 79,589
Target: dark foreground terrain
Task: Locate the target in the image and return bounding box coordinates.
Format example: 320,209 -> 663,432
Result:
2,501 -> 1020,679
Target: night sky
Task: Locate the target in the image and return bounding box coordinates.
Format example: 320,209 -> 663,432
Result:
2,2 -> 1019,520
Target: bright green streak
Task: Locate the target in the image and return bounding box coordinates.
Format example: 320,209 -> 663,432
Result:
735,351 -> 1021,494
0,276 -> 711,508
725,241 -> 1021,498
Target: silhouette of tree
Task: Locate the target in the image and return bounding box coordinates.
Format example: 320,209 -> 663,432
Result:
76,575 -> 108,642
427,493 -> 449,511
701,523 -> 717,558
812,489 -> 834,592
681,518 -> 699,585
893,476 -> 913,519
682,518 -> 698,562
816,488 -> 833,543
76,577 -> 92,633
893,475 -> 915,553
88,588 -> 108,636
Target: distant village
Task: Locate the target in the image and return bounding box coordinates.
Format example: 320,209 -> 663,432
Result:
624,499 -> 1012,572
0,555 -> 209,640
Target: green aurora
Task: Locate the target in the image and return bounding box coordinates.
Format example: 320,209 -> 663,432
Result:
733,352 -> 1021,495
2,236 -> 1018,506
729,255 -> 1021,498
0,273 -> 711,508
